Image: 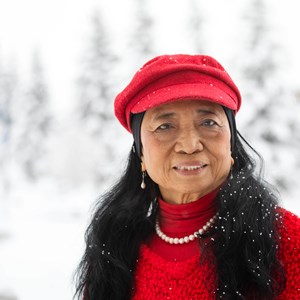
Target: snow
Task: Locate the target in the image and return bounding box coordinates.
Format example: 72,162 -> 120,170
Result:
0,0 -> 300,299
0,180 -> 93,299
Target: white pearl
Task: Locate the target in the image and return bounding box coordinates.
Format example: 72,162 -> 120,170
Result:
155,212 -> 218,245
189,235 -> 195,241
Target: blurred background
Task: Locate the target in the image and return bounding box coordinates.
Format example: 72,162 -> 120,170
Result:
0,0 -> 300,299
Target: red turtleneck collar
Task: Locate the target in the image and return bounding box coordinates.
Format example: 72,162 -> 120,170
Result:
148,189 -> 218,261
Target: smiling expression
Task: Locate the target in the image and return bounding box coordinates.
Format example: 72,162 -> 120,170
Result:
140,100 -> 233,204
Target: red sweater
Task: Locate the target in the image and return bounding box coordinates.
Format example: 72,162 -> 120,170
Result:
132,195 -> 300,299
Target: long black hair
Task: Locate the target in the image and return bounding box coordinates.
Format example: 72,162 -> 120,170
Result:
74,112 -> 285,299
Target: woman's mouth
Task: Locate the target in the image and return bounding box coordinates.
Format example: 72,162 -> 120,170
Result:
175,165 -> 203,171
173,163 -> 207,174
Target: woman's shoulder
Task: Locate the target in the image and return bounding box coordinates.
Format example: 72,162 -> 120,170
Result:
275,208 -> 300,297
277,207 -> 300,233
277,206 -> 300,219
276,207 -> 300,245
276,207 -> 300,269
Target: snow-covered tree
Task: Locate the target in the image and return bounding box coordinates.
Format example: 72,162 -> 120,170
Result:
237,0 -> 300,195
187,0 -> 205,54
77,11 -> 117,135
16,53 -> 52,180
238,0 -> 278,113
128,0 -> 155,66
0,59 -> 18,192
76,11 -> 123,186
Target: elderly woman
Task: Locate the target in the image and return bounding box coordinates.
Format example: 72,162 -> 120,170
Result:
75,55 -> 300,299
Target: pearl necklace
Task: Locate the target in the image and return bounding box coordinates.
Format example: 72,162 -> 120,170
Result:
155,212 -> 219,244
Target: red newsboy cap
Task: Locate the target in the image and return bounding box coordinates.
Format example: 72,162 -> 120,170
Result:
114,54 -> 242,132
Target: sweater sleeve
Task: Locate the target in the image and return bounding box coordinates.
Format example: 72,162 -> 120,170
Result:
276,208 -> 300,299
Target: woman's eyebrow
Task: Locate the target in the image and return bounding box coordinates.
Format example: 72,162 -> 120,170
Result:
196,109 -> 218,115
153,108 -> 218,121
153,112 -> 176,121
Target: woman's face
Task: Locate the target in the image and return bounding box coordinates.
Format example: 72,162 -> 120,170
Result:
140,100 -> 233,204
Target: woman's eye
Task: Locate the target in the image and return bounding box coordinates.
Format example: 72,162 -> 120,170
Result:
202,119 -> 218,127
156,123 -> 172,131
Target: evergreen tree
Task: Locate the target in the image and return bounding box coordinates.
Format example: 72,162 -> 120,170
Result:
237,0 -> 300,193
17,53 -> 51,180
0,59 -> 17,191
187,0 -> 205,54
129,0 -> 154,66
76,11 -> 120,186
77,11 -> 117,135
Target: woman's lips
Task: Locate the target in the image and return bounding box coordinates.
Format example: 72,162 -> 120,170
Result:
173,162 -> 207,174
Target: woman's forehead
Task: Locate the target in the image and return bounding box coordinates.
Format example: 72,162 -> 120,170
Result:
144,100 -> 225,118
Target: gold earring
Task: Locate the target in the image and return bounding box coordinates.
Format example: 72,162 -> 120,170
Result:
141,171 -> 146,189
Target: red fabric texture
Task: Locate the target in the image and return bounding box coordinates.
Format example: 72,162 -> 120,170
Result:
114,54 -> 242,132
132,209 -> 300,299
149,189 -> 218,261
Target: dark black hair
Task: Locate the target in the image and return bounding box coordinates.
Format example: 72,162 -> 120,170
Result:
214,132 -> 285,299
74,111 -> 285,300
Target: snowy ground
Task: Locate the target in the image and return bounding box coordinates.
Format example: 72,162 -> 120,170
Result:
0,180 -> 100,300
0,177 -> 299,300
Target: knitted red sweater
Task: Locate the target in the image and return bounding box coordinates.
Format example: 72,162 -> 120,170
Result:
132,203 -> 300,299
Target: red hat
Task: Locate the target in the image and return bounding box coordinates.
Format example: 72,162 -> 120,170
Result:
114,54 -> 242,132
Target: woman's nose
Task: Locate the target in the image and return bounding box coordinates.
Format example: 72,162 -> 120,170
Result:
174,128 -> 204,154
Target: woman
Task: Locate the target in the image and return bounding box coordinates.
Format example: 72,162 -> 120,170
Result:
75,54 -> 300,299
